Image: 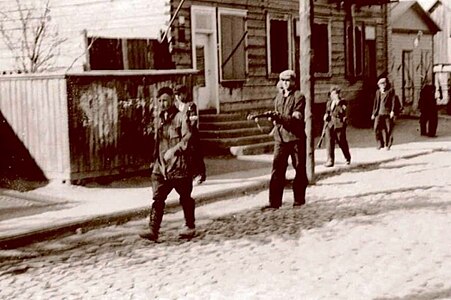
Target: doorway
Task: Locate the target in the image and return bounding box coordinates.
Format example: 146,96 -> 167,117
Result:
191,6 -> 219,112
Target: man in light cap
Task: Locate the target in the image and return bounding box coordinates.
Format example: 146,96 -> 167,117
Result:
371,77 -> 396,150
262,69 -> 308,210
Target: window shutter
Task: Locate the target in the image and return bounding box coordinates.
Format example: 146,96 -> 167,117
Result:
220,14 -> 246,81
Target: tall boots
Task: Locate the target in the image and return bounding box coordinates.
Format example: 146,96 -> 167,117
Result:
139,205 -> 164,241
179,197 -> 196,239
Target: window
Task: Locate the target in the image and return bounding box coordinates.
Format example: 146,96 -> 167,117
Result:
88,38 -> 124,70
88,37 -> 173,70
267,14 -> 291,76
218,8 -> 247,81
312,21 -> 331,76
345,21 -> 365,78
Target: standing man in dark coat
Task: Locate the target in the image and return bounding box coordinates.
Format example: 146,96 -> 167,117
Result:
139,87 -> 196,242
262,70 -> 308,210
323,86 -> 351,167
418,84 -> 438,137
371,77 -> 396,150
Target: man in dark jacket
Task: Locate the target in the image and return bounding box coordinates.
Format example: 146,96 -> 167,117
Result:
371,77 -> 396,150
262,70 -> 308,210
140,87 -> 196,242
174,84 -> 206,184
323,86 -> 351,167
419,84 -> 438,137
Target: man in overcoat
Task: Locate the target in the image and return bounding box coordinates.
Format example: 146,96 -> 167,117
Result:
371,77 -> 396,150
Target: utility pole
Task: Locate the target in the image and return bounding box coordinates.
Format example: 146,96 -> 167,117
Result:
299,0 -> 315,183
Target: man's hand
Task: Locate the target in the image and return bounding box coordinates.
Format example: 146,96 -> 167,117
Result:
371,115 -> 375,120
164,148 -> 176,162
390,111 -> 395,119
267,111 -> 281,124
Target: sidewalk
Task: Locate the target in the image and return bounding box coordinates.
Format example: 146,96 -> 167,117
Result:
1,118 -> 451,249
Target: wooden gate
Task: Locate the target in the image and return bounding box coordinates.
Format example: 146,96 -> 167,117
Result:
402,50 -> 415,105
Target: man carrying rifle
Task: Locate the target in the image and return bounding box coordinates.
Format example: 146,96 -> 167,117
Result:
261,70 -> 308,210
322,86 -> 351,167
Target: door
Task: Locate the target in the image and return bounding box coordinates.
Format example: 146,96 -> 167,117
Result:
194,34 -> 215,110
402,50 -> 414,105
191,6 -> 219,112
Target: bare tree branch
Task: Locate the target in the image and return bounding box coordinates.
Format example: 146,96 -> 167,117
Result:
66,36 -> 97,72
0,0 -> 66,73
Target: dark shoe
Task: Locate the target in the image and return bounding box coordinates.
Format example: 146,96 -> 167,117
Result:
139,231 -> 158,241
179,227 -> 196,239
346,159 -> 351,165
324,161 -> 334,167
293,201 -> 305,208
260,205 -> 279,211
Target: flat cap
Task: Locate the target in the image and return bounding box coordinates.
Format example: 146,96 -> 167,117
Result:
329,85 -> 341,93
377,78 -> 387,85
174,84 -> 188,94
279,70 -> 296,80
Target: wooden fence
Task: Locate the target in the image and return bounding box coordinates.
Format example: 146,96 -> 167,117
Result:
0,69 -> 196,183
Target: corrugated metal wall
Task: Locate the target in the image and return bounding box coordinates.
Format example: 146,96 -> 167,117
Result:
0,74 -> 71,181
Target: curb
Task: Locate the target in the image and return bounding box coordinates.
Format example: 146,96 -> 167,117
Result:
0,148 -> 446,250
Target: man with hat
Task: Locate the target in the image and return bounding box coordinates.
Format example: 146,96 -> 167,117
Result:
139,86 -> 197,242
262,69 -> 308,210
323,85 -> 351,167
371,77 -> 396,150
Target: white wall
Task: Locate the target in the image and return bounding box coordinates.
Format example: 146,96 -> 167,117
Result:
0,0 -> 170,72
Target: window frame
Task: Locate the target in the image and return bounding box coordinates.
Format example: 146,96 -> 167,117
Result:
312,18 -> 332,78
266,13 -> 293,78
217,7 -> 248,82
345,19 -> 365,79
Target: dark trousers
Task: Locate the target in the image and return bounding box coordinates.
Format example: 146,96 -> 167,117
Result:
269,140 -> 308,207
325,126 -> 351,163
420,112 -> 438,137
374,115 -> 394,148
151,174 -> 195,229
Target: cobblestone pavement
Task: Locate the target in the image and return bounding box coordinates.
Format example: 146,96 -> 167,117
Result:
0,151 -> 450,299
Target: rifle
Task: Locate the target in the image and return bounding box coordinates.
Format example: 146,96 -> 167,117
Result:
247,110 -> 280,121
317,122 -> 328,148
247,111 -> 280,132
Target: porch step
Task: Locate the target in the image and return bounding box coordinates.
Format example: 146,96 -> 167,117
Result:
198,110 -> 275,156
230,141 -> 275,156
199,126 -> 272,139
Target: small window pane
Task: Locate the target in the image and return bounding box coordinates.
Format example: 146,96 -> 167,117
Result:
270,19 -> 289,74
312,23 -> 329,74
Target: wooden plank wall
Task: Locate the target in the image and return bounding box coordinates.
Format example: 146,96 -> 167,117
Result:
0,74 -> 71,182
66,72 -> 195,181
171,0 -> 388,116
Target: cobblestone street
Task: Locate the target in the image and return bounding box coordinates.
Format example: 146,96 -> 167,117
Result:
1,151 -> 451,299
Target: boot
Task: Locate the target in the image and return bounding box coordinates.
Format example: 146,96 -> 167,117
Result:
179,198 -> 196,239
139,206 -> 163,241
